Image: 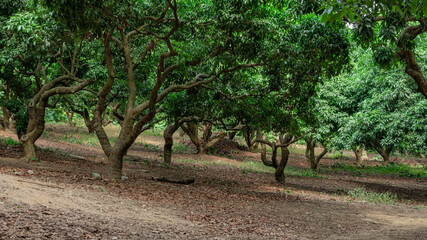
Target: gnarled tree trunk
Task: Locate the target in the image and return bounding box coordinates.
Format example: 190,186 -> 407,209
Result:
201,132 -> 228,154
374,145 -> 392,162
254,133 -> 297,183
181,122 -> 202,154
275,134 -> 293,182
81,109 -> 95,133
397,24 -> 427,99
163,125 -> 176,164
65,108 -> 76,127
202,123 -> 212,143
243,127 -> 257,152
107,148 -> 125,180
21,138 -> 37,161
305,136 -> 328,170
181,122 -> 229,155
353,145 -> 368,165
228,131 -> 237,140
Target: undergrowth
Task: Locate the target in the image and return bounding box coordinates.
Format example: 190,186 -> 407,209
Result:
1,137 -> 20,146
177,158 -> 323,178
327,162 -> 427,178
348,187 -> 397,205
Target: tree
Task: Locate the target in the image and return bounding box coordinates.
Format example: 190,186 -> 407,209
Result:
1,5 -> 92,160
319,48 -> 427,162
43,0 -> 285,180
322,0 -> 427,98
0,0 -> 26,129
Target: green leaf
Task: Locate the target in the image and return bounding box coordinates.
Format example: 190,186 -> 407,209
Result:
348,10 -> 354,22
411,0 -> 419,13
424,0 -> 427,16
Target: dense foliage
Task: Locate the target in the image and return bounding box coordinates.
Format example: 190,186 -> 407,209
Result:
0,0 -> 425,181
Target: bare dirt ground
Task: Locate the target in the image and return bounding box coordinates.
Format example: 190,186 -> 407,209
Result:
1,125 -> 427,239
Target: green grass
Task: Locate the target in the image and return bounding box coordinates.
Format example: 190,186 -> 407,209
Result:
348,187 -> 398,204
143,129 -> 163,137
285,166 -> 322,178
172,143 -> 189,153
327,162 -> 427,178
1,137 -> 20,146
176,158 -> 323,178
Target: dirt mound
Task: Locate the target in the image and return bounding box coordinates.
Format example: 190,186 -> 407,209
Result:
182,138 -> 247,155
206,138 -> 248,155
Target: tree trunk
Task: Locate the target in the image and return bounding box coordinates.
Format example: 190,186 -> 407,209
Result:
202,123 -> 212,143
353,145 -> 367,165
243,127 -> 256,152
65,108 -> 76,127
397,30 -> 427,99
163,124 -> 181,164
102,110 -> 113,126
22,140 -> 37,161
305,138 -> 316,169
375,146 -> 392,162
260,142 -> 272,166
251,128 -> 262,153
271,144 -> 278,168
305,137 -> 327,170
228,131 -> 237,140
82,110 -> 95,133
107,150 -> 124,180
178,127 -> 185,143
275,146 -> 290,183
182,122 -> 202,154
354,147 -> 363,165
201,132 -> 228,154
1,108 -> 11,129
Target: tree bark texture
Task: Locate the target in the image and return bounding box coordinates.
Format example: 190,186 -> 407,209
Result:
374,146 -> 392,162
163,124 -> 180,164
397,24 -> 427,99
22,140 -> 37,161
65,108 -> 76,127
181,122 -> 202,154
243,127 -> 256,152
253,133 -> 294,183
353,145 -> 368,165
305,136 -> 328,170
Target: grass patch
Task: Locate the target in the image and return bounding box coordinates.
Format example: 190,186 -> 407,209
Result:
1,137 -> 20,146
143,129 -> 163,137
348,187 -> 397,204
178,158 -> 275,173
176,158 -> 323,178
172,143 -> 189,153
285,166 -> 322,178
327,162 -> 427,178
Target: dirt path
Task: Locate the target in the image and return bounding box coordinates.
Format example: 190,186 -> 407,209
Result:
0,173 -> 208,239
1,126 -> 427,239
1,160 -> 427,239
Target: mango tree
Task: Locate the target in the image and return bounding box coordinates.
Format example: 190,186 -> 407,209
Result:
320,48 -> 427,161
1,5 -> 92,160
322,0 -> 427,98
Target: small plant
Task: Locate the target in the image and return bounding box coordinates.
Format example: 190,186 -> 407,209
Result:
1,138 -> 20,146
285,167 -> 323,178
347,187 -> 397,204
328,162 -> 427,178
